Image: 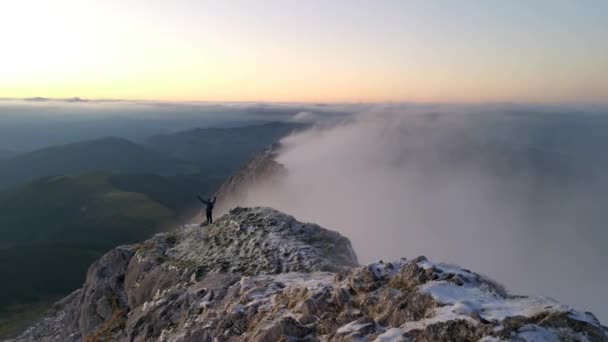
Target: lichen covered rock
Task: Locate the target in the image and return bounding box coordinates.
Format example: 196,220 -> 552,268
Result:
8,208 -> 607,342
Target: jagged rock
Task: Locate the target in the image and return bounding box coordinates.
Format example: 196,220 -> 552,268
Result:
77,247 -> 133,335
7,207 -> 607,342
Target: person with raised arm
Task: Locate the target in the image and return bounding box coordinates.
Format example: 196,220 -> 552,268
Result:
197,195 -> 216,224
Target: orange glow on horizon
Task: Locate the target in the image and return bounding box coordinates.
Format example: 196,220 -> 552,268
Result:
1,1 -> 606,104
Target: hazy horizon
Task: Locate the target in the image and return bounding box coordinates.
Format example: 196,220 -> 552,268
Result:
2,1 -> 607,103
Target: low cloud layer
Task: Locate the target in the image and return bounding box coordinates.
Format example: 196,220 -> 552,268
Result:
233,105 -> 608,321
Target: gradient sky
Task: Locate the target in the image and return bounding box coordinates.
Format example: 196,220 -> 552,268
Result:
1,0 -> 606,103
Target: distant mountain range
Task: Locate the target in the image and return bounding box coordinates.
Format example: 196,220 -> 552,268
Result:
144,121 -> 305,175
23,97 -> 88,102
0,122 -> 303,338
0,137 -> 195,191
0,122 -> 305,191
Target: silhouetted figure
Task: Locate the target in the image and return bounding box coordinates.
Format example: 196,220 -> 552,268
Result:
198,195 -> 216,224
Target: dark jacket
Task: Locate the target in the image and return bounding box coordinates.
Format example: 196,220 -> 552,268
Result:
198,196 -> 216,213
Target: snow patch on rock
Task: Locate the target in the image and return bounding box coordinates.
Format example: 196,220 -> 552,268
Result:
8,208 -> 607,342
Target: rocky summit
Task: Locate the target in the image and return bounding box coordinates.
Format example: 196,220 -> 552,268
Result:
7,207 -> 608,342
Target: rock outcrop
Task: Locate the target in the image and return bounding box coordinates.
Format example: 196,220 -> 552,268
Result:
8,207 -> 607,342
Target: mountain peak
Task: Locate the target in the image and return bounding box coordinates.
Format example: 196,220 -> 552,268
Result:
9,208 -> 607,342
139,206 -> 359,276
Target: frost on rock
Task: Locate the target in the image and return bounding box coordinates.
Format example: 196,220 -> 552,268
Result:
8,208 -> 608,342
167,207 -> 359,275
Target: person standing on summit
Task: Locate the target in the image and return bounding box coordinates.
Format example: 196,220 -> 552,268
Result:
198,195 -> 216,224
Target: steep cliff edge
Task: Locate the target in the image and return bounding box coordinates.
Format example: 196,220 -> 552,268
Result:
214,144 -> 286,213
8,207 -> 607,341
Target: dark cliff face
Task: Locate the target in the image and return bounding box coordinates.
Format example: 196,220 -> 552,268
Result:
8,207 -> 608,342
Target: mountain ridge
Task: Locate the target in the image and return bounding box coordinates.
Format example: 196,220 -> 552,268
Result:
8,207 -> 607,341
214,143 -> 286,213
144,122 -> 305,176
0,137 -> 195,191
0,122 -> 304,337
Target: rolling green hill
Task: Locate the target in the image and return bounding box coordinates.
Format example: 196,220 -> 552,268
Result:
145,122 -> 305,176
0,123 -> 303,192
0,123 -> 301,338
0,137 -> 198,190
0,172 -> 205,338
0,173 -> 176,246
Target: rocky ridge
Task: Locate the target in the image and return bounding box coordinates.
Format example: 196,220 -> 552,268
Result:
214,144 -> 286,213
7,207 -> 608,341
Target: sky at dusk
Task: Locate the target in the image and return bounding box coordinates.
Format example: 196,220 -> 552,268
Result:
1,0 -> 606,103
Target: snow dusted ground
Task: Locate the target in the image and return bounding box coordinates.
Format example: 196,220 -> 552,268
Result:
365,258 -> 606,341
168,207 -> 358,275
9,208 -> 607,341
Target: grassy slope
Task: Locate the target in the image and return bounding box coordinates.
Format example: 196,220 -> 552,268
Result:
0,137 -> 197,191
0,298 -> 59,339
0,124 -> 301,338
146,122 -> 305,176
0,173 -> 180,339
0,173 -> 175,246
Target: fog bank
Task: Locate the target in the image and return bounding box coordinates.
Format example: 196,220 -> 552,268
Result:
233,106 -> 608,321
